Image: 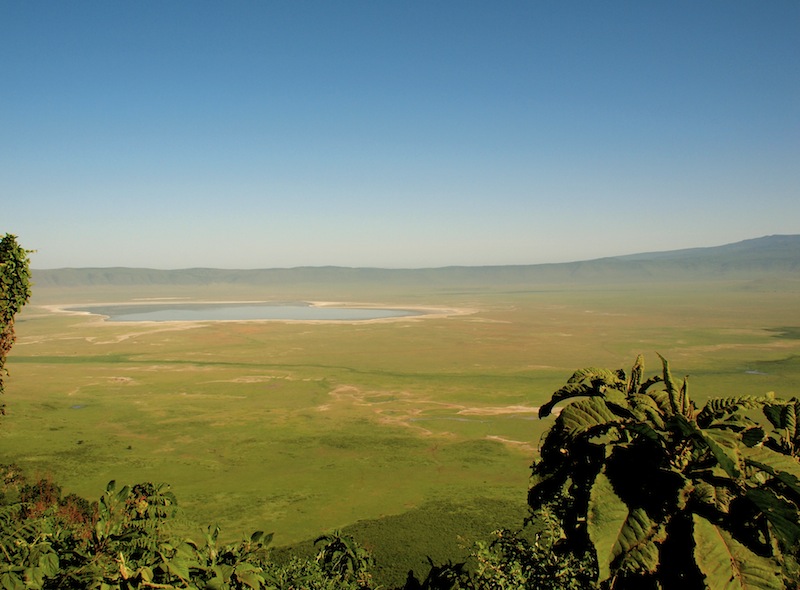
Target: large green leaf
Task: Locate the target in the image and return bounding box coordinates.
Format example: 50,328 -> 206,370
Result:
627,354 -> 645,395
692,481 -> 734,514
628,394 -> 667,429
746,488 -> 800,550
540,367 -> 629,418
646,389 -> 673,415
614,511 -> 663,576
588,471 -> 627,583
539,382 -> 601,418
741,426 -> 766,448
588,472 -> 662,583
700,428 -> 743,480
698,396 -> 774,424
743,445 -> 800,496
557,397 -> 621,437
567,367 -> 625,386
38,552 -> 59,578
658,353 -> 681,416
165,556 -> 191,582
762,403 -> 785,430
693,514 -> 782,590
763,400 -> 799,450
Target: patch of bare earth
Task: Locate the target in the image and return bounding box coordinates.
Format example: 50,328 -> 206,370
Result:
456,405 -> 539,416
323,385 -> 544,447
485,435 -> 536,453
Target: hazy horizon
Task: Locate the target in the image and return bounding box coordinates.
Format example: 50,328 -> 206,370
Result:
3,2 -> 799,270
25,233 -> 797,272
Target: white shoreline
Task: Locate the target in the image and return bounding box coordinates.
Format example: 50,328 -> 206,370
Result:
38,300 -> 476,325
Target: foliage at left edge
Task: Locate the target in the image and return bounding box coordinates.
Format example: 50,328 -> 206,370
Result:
0,234 -> 33,401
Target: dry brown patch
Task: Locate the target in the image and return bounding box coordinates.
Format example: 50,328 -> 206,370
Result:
205,376 -> 287,384
324,384 -> 550,436
485,435 -> 536,453
457,405 -> 538,416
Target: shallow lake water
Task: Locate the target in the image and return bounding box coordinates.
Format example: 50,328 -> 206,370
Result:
69,302 -> 422,322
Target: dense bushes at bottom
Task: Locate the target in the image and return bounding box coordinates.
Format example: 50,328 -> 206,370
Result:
0,465 -> 592,589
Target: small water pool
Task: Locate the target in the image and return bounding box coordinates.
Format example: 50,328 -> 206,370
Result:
67,302 -> 422,322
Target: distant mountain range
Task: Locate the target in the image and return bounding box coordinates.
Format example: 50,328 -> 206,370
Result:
31,235 -> 800,289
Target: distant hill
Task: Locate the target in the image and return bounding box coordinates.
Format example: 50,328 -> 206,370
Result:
30,235 -> 800,290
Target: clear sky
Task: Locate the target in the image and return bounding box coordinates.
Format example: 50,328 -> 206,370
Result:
2,1 -> 798,269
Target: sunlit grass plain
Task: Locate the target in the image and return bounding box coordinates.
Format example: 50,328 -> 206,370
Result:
3,277 -> 800,583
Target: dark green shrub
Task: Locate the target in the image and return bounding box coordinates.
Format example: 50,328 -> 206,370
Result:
530,355 -> 800,589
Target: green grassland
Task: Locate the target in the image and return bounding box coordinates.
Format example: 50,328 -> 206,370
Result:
4,274 -> 800,586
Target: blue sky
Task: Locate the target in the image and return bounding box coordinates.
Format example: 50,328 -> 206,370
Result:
2,1 -> 798,269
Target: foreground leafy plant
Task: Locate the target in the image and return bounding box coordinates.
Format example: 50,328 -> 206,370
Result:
530,354 -> 800,589
0,469 -> 379,589
314,530 -> 373,588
